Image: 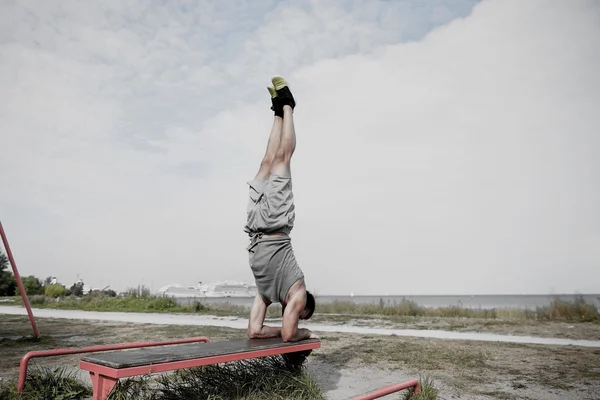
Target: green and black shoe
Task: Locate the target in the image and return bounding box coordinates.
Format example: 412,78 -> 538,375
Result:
272,76 -> 296,110
267,85 -> 284,117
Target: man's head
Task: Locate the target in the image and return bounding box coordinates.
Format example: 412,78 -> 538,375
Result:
282,290 -> 316,320
299,290 -> 315,320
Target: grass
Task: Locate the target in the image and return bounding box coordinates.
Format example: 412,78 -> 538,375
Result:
403,377 -> 439,400
0,366 -> 92,400
319,336 -> 489,372
315,296 -> 599,322
6,293 -> 599,323
12,292 -> 257,317
148,356 -> 324,400
0,335 -> 54,348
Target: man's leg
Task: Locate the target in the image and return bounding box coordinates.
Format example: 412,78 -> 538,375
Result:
269,77 -> 296,177
255,87 -> 284,180
255,116 -> 283,181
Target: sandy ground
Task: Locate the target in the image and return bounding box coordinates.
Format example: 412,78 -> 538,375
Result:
2,314 -> 600,399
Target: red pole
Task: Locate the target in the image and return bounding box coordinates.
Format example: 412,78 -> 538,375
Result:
0,220 -> 41,338
344,380 -> 421,400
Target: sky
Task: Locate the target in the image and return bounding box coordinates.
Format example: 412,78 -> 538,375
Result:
1,0 -> 599,296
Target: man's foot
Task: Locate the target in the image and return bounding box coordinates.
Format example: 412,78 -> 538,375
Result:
271,76 -> 296,110
267,85 -> 284,117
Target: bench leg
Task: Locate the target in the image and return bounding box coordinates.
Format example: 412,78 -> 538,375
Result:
89,372 -> 118,400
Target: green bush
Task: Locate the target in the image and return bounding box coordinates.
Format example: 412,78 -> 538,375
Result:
0,251 -> 17,296
16,276 -> 44,296
44,284 -> 67,298
126,285 -> 152,298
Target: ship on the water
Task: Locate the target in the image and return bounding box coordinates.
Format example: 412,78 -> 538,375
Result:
157,281 -> 257,298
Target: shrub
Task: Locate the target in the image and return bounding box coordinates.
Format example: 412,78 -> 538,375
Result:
16,276 -> 44,296
126,285 -> 152,298
29,295 -> 47,305
536,295 -> 600,322
44,284 -> 67,298
0,251 -> 17,296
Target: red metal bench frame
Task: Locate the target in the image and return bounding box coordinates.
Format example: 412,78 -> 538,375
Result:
79,339 -> 320,400
18,336 -> 210,394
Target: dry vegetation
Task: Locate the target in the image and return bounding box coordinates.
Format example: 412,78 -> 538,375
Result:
6,293 -> 600,324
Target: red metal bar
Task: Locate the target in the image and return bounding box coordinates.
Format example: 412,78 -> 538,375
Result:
17,336 -> 210,394
80,340 -> 321,379
89,372 -> 118,400
0,220 -> 40,338
344,379 -> 421,400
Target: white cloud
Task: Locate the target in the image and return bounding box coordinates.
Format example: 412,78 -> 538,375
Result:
1,0 -> 598,295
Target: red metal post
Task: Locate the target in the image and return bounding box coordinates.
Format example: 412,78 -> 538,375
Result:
89,372 -> 118,400
18,336 -> 211,394
344,379 -> 421,400
0,220 -> 40,338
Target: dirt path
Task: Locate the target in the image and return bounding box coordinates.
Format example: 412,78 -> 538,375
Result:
2,315 -> 599,399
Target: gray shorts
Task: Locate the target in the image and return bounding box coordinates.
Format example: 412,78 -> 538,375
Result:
247,235 -> 304,304
244,175 -> 295,237
244,175 -> 302,304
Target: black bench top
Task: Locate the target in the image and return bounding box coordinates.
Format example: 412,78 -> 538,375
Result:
80,337 -> 320,369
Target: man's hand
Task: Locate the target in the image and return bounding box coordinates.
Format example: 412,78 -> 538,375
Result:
283,327 -> 313,342
309,332 -> 319,339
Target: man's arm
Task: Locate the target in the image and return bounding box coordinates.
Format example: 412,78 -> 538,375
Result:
281,296 -> 314,342
247,294 -> 281,339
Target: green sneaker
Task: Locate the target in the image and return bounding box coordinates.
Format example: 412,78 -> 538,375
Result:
271,76 -> 296,110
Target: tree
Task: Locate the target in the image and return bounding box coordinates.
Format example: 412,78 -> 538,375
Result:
44,284 -> 67,298
68,281 -> 84,297
16,276 -> 44,296
0,250 -> 17,296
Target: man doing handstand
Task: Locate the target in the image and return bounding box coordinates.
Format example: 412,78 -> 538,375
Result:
244,76 -> 317,343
